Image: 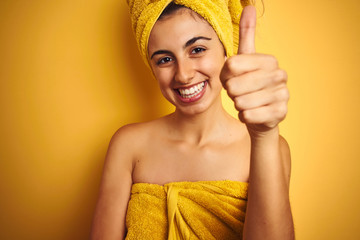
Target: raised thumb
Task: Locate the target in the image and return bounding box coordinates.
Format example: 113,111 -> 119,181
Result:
238,5 -> 257,54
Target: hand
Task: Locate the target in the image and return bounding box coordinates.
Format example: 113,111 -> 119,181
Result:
220,6 -> 289,135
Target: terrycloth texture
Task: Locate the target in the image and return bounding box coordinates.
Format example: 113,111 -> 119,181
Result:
125,180 -> 248,240
126,0 -> 252,67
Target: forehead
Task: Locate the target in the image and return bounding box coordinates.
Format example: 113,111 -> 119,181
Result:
148,8 -> 217,50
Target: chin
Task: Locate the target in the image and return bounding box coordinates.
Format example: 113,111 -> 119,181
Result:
175,101 -> 213,116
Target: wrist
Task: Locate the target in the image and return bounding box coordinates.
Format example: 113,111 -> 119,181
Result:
247,125 -> 279,141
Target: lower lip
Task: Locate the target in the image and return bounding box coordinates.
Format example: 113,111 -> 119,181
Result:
176,81 -> 207,103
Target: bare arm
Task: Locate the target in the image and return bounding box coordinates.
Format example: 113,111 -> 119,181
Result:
91,126 -> 135,240
243,128 -> 294,239
221,5 -> 294,239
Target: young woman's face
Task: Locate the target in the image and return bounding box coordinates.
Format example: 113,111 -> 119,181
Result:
148,8 -> 226,115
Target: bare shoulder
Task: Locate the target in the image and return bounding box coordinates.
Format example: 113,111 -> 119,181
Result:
112,121 -> 151,143
111,119 -> 163,150
110,123 -> 148,153
279,135 -> 291,185
106,118 -> 166,170
91,120 -> 162,239
106,124 -> 141,168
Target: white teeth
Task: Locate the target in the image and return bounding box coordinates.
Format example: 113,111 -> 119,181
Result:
178,81 -> 206,98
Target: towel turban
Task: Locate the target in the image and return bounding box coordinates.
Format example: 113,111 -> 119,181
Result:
126,0 -> 252,67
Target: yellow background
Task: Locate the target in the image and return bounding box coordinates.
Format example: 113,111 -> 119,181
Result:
1,0 -> 359,239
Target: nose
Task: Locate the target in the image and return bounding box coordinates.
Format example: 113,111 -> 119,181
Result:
174,58 -> 194,85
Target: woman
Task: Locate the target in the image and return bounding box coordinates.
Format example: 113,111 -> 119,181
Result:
91,0 -> 294,239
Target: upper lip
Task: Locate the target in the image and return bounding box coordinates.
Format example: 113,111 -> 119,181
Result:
173,80 -> 206,90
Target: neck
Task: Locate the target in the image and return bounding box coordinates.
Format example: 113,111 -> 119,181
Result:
168,98 -> 234,146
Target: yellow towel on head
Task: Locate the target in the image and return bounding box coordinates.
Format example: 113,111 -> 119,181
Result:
126,0 -> 252,67
125,180 -> 248,239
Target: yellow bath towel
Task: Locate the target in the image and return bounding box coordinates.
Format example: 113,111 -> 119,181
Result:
126,0 -> 252,67
125,180 -> 248,239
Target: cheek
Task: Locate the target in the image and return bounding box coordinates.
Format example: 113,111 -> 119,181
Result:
154,69 -> 173,89
199,53 -> 225,77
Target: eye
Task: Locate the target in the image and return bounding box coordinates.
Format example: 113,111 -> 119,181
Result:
191,47 -> 206,54
157,56 -> 173,65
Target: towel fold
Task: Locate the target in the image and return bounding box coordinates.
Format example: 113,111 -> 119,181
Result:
125,180 -> 248,239
126,0 -> 252,67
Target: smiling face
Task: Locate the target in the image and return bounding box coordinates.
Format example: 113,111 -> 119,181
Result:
148,7 -> 226,116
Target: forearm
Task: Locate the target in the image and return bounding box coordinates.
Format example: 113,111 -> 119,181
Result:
243,127 -> 294,240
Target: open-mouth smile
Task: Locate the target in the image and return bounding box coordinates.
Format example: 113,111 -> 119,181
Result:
175,81 -> 207,103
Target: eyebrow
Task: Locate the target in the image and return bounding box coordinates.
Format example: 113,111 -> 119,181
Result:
150,36 -> 212,59
184,36 -> 212,48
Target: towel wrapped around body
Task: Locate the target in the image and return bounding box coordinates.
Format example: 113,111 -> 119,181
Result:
125,1 -> 250,238
125,180 -> 248,240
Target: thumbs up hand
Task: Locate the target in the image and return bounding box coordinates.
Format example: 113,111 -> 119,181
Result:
220,6 -> 289,135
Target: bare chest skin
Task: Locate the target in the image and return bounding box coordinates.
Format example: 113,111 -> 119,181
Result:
132,126 -> 251,185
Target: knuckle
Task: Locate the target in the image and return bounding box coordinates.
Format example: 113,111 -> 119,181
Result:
242,110 -> 251,122
224,80 -> 237,98
281,69 -> 288,82
277,88 -> 290,101
226,78 -> 235,93
266,54 -> 278,68
226,56 -> 238,71
275,103 -> 288,119
273,69 -> 287,83
234,96 -> 245,110
238,112 -> 245,123
223,79 -> 231,90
